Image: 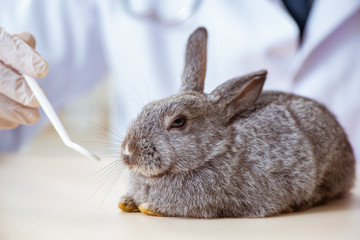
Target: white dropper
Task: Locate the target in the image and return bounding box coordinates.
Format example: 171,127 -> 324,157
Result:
23,74 -> 101,161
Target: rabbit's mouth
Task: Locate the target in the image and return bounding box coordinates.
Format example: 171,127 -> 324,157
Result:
128,164 -> 169,178
121,150 -> 169,178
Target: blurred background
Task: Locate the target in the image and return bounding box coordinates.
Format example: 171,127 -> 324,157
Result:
0,0 -> 359,157
0,1 -> 359,240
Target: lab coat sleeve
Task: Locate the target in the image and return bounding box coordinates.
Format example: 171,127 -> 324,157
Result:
0,0 -> 108,152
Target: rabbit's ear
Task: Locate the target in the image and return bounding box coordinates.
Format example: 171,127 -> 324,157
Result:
180,27 -> 208,93
210,70 -> 267,119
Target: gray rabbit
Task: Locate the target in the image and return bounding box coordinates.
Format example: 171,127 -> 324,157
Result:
118,27 -> 355,218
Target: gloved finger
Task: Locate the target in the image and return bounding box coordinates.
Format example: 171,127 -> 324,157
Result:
14,32 -> 36,49
0,93 -> 40,125
0,28 -> 48,78
0,61 -> 40,108
0,117 -> 19,129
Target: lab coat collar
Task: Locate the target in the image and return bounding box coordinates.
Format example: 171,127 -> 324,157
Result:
289,0 -> 360,78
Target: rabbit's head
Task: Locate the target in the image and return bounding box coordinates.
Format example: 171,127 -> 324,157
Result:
121,27 -> 267,177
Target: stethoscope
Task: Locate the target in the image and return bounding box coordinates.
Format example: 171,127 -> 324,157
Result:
120,0 -> 203,93
121,0 -> 203,25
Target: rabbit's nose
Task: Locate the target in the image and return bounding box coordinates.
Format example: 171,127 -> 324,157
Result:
123,142 -> 130,156
122,141 -> 130,154
121,142 -> 137,166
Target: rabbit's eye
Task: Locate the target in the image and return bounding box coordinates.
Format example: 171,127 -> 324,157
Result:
170,116 -> 186,129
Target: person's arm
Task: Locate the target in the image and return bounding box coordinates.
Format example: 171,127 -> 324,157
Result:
0,0 -> 109,153
0,28 -> 48,130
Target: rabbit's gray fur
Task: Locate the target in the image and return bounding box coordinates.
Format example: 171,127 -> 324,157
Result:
119,27 -> 355,218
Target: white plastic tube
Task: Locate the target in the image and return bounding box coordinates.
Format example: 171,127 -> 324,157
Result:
23,74 -> 100,161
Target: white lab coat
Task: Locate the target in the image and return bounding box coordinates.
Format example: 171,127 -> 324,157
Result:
0,0 -> 359,159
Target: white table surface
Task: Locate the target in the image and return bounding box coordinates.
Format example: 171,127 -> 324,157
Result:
0,153 -> 359,240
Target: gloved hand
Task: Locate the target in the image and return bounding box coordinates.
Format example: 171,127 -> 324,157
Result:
0,28 -> 48,129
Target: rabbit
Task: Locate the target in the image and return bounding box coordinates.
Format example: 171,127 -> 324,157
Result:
117,27 -> 356,218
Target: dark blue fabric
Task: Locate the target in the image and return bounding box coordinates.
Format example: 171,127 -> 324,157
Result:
282,0 -> 313,41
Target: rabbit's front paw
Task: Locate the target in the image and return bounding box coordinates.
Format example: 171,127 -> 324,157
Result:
118,196 -> 140,213
138,203 -> 163,217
